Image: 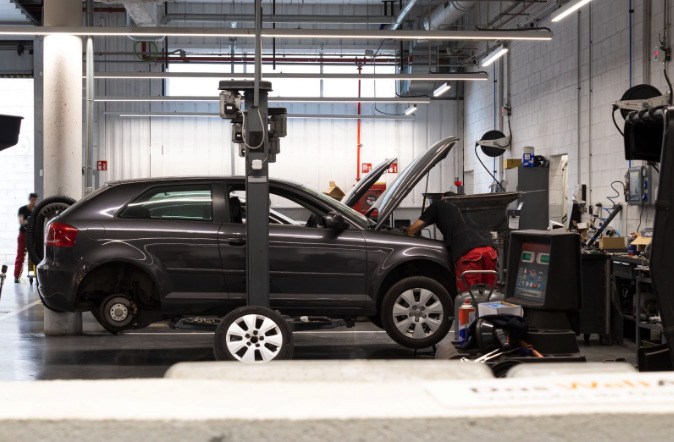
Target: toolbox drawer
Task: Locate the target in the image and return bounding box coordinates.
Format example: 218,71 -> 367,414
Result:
612,261 -> 635,279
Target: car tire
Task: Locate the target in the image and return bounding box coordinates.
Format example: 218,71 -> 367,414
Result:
26,195 -> 76,265
368,315 -> 384,329
97,294 -> 137,334
213,306 -> 294,362
380,276 -> 453,349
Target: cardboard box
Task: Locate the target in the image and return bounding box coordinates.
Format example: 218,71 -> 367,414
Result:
599,236 -> 627,251
478,302 -> 523,318
323,181 -> 346,200
630,235 -> 652,252
504,158 -> 522,169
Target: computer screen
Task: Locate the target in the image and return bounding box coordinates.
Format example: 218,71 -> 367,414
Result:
505,230 -> 581,312
513,243 -> 551,302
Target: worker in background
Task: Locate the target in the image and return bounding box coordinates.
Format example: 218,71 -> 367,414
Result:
14,193 -> 38,283
406,191 -> 498,292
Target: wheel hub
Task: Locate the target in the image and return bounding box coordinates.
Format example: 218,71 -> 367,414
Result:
109,302 -> 129,322
226,314 -> 283,362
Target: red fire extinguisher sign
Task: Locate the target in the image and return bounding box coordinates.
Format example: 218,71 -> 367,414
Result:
97,161 -> 108,171
361,163 -> 372,174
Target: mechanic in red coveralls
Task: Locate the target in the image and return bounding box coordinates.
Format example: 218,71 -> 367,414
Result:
14,192 -> 38,283
406,192 -> 498,292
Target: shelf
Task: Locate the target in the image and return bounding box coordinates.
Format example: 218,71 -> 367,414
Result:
623,315 -> 662,330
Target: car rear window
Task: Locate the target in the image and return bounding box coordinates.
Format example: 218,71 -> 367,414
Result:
119,185 -> 213,221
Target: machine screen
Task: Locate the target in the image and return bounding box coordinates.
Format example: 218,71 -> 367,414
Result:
513,243 -> 551,302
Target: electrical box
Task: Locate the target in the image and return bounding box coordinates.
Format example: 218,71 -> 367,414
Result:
625,165 -> 658,205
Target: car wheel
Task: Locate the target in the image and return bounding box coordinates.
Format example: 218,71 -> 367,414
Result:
26,195 -> 76,265
213,306 -> 294,362
381,276 -> 453,349
97,294 -> 137,334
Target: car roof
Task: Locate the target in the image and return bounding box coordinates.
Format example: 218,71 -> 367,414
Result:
106,176 -> 303,187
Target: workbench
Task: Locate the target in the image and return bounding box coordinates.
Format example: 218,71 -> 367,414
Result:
610,254 -> 662,356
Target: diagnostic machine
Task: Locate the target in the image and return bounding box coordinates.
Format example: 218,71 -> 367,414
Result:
504,229 -> 583,356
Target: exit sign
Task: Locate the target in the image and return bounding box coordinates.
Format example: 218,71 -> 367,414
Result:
97,160 -> 108,171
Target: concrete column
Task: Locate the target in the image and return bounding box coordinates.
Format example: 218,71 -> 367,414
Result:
42,0 -> 83,336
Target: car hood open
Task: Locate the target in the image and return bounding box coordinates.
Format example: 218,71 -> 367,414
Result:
368,136 -> 458,230
342,157 -> 397,208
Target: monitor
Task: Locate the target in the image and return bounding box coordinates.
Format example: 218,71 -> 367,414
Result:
505,230 -> 581,313
513,243 -> 551,303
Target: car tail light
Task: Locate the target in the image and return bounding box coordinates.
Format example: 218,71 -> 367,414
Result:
46,222 -> 78,248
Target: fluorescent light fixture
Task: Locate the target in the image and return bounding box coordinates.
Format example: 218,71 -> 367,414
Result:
90,72 -> 488,81
404,105 -> 418,115
481,45 -> 508,67
0,26 -> 553,41
433,83 -> 451,97
551,0 -> 592,22
94,96 -> 431,104
108,112 -> 414,120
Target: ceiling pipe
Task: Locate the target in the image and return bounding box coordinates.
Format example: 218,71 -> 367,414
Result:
421,1 -> 474,31
160,14 -> 395,25
388,0 -> 419,31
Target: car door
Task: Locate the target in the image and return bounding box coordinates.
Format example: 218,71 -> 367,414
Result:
112,182 -> 228,314
219,182 -> 368,315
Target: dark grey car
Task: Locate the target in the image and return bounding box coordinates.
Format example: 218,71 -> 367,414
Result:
37,137 -> 458,349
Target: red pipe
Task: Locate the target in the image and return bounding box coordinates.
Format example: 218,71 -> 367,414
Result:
356,64 -> 362,182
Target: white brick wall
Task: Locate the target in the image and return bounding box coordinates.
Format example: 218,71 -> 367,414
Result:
463,0 -> 668,237
0,79 -> 34,265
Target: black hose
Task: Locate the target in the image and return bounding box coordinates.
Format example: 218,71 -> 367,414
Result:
475,144 -> 506,192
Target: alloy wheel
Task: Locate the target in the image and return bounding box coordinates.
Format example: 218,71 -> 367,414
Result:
225,314 -> 285,362
391,288 -> 444,340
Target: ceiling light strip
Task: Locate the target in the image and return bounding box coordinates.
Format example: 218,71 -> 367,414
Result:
551,0 -> 592,22
0,26 -> 552,41
481,45 -> 509,67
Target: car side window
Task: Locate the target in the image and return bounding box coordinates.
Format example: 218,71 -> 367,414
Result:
119,185 -> 213,221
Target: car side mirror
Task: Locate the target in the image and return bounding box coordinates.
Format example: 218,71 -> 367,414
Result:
324,211 -> 348,231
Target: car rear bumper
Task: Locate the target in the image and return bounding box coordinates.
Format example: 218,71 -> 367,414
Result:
36,260 -> 80,312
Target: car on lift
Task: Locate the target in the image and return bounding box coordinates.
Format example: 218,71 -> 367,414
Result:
37,137 -> 458,349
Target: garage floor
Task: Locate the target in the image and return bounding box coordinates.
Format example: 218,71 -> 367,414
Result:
0,282 -> 636,381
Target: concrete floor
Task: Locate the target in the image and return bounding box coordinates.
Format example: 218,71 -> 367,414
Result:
0,280 -> 637,381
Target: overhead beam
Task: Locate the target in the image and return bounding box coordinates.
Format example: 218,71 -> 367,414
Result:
90,72 -> 489,81
0,26 -> 553,41
106,112 -> 416,120
94,96 -> 433,103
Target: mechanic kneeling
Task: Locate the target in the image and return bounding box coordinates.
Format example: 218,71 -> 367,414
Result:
406,192 -> 498,291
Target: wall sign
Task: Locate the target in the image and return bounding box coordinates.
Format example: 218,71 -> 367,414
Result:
361,163 -> 372,174
97,160 -> 108,171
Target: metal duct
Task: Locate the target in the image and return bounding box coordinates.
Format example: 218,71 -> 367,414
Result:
160,14 -> 395,25
421,1 -> 474,31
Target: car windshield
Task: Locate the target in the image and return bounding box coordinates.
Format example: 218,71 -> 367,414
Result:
296,183 -> 375,229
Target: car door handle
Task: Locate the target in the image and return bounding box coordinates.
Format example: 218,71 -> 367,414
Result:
226,237 -> 246,246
